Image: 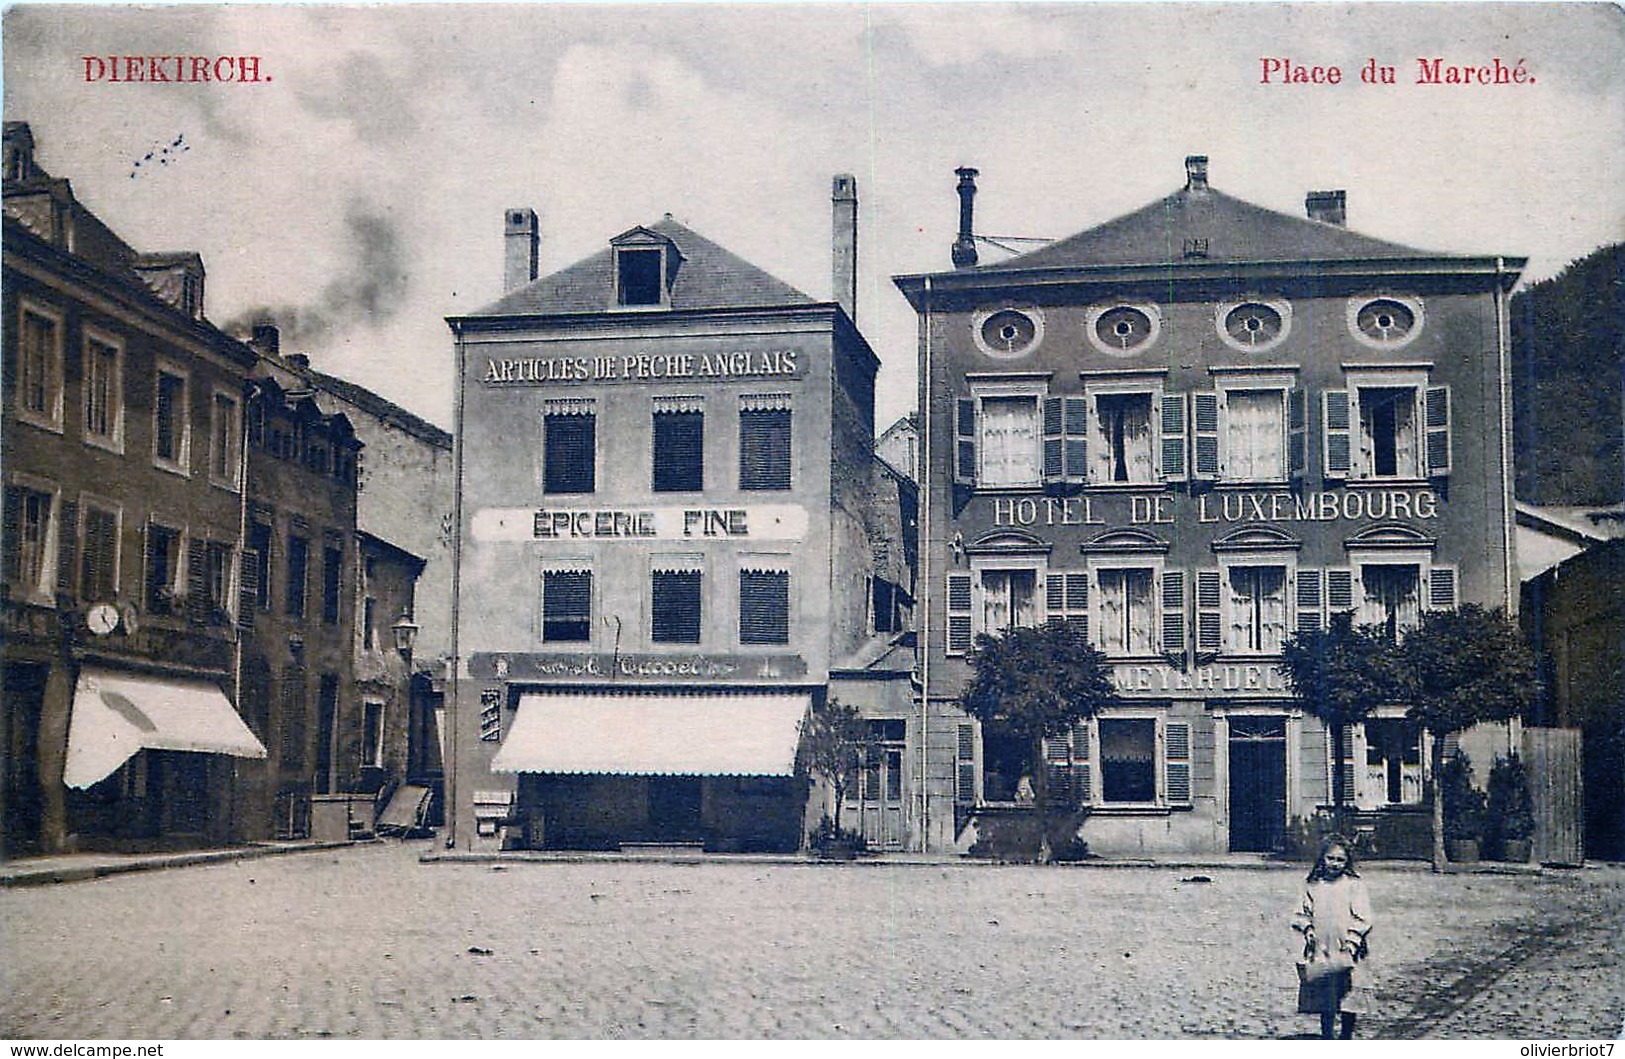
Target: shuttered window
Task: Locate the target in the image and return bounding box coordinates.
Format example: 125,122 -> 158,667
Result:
956,723 -> 977,804
1046,571 -> 1089,639
1427,564 -> 1458,611
543,412 -> 595,494
1042,396 -> 1088,485
1161,570 -> 1186,657
954,399 -> 977,486
248,522 -> 273,612
739,407 -> 791,490
1323,390 -> 1352,478
542,570 -> 592,642
1160,393 -> 1187,481
1191,392 -> 1220,479
652,569 -> 702,644
945,573 -> 973,655
739,569 -> 790,645
322,545 -> 343,625
80,504 -> 119,601
1296,568 -> 1324,634
1165,721 -> 1192,805
206,541 -> 234,620
653,411 -> 704,492
1194,569 -> 1223,654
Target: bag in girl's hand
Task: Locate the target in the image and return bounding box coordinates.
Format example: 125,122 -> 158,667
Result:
1297,950 -> 1355,984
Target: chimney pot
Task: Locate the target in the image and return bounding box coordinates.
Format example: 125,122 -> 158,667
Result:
1306,189 -> 1347,226
952,166 -> 979,269
1185,155 -> 1209,191
831,174 -> 859,324
504,207 -> 539,292
251,323 -> 280,357
286,352 -> 310,372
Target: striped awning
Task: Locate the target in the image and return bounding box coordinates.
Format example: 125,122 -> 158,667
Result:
491,689 -> 810,777
64,667 -> 267,789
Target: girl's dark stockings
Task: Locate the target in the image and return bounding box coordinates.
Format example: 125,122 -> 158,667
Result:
1320,1013 -> 1357,1039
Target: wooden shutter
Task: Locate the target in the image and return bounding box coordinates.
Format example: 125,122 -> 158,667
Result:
956,722 -> 976,804
1323,391 -> 1352,478
238,549 -> 259,629
1288,387 -> 1308,482
1160,393 -> 1187,481
1160,569 -> 1186,657
1063,397 -> 1088,482
1044,734 -> 1074,808
55,498 -> 78,599
185,537 -> 208,624
2,487 -> 20,585
1296,567 -> 1324,634
1326,568 -> 1355,614
1427,564 -> 1458,611
1164,720 -> 1192,805
1192,392 -> 1220,479
1424,386 -> 1452,477
946,573 -> 973,655
1046,571 -> 1088,640
1042,397 -> 1065,484
1073,722 -> 1092,804
1195,569 -> 1222,653
954,398 -> 977,487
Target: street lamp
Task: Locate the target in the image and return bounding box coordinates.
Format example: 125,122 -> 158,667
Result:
392,611 -> 419,659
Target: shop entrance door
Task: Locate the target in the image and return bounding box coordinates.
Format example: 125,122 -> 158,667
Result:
1229,716 -> 1287,853
648,776 -> 704,842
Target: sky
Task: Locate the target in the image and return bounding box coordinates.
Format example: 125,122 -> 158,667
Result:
4,3 -> 1623,433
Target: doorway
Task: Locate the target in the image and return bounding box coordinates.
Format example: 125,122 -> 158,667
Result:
1229,715 -> 1287,852
648,776 -> 704,841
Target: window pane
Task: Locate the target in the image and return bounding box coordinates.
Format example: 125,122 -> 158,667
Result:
979,396 -> 1039,487
86,338 -> 118,438
1099,719 -> 1156,802
322,546 -> 342,624
1357,387 -> 1417,478
652,570 -> 702,643
213,394 -> 238,479
156,372 -> 185,463
653,412 -> 704,492
980,568 -> 1036,633
543,570 -> 592,642
146,525 -> 180,614
544,414 -> 595,493
1095,393 -> 1155,483
1225,390 -> 1283,479
617,249 -> 664,306
286,536 -> 308,617
739,409 -> 791,490
1227,565 -> 1287,653
249,522 -> 273,610
739,570 -> 789,644
1360,564 -> 1419,639
20,312 -> 57,417
1099,568 -> 1155,653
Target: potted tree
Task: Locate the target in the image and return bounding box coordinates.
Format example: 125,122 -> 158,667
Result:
1439,752 -> 1485,863
797,698 -> 876,859
1399,605 -> 1540,872
960,619 -> 1114,863
1485,754 -> 1536,862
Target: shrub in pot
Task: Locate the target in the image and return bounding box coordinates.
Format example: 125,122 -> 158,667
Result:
1485,754 -> 1536,862
1439,752 -> 1486,863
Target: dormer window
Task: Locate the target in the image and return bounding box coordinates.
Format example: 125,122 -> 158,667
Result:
617,248 -> 664,306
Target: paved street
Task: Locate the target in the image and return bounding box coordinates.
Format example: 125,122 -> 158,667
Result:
2,842 -> 1620,1039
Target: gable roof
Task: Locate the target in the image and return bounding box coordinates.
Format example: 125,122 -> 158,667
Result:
472,216 -> 814,317
983,185 -> 1435,272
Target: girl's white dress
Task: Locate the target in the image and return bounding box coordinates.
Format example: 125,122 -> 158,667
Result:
1292,874 -> 1373,1014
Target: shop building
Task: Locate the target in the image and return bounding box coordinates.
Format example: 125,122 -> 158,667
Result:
894,158 -> 1525,855
1,123 -> 266,856
446,178 -> 911,851
233,343 -> 363,840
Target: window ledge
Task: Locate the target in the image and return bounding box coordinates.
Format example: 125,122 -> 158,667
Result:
83,434 -> 125,456
152,460 -> 191,479
1084,483 -> 1167,494
1342,478 -> 1433,489
14,413 -> 64,435
1083,804 -> 1190,816
1210,480 -> 1292,491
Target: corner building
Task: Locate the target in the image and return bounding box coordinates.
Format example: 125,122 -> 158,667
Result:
448,196 -> 901,852
894,158 -> 1524,855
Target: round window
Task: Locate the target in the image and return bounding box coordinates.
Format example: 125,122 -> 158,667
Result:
1223,303 -> 1284,347
1094,306 -> 1156,352
1355,298 -> 1417,343
978,309 -> 1039,355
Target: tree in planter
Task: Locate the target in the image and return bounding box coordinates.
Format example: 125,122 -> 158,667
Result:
1484,754 -> 1537,861
1278,612 -> 1406,816
797,698 -> 877,851
1438,751 -> 1486,860
1399,605 -> 1541,871
960,619 -> 1116,862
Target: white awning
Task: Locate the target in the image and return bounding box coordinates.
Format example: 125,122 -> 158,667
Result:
491,690 -> 810,777
64,667 -> 268,789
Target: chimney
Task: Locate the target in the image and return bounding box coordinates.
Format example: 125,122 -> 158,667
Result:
1185,155 -> 1209,192
285,352 -> 310,372
251,323 -> 280,358
3,122 -> 35,183
1306,190 -> 1347,226
504,207 -> 539,292
831,174 -> 858,324
952,166 -> 979,269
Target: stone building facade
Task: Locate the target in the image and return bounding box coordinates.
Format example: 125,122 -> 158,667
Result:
446,180 -> 915,851
894,158 -> 1525,855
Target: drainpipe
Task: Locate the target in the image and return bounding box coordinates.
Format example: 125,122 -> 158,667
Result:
446,322 -> 467,849
917,275 -> 933,852
231,378 -> 256,844
1494,256 -> 1521,755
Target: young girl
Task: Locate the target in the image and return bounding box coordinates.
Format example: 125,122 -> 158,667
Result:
1291,836 -> 1374,1039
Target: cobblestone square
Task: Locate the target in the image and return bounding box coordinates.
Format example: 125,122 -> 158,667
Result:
2,843 -> 1620,1039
